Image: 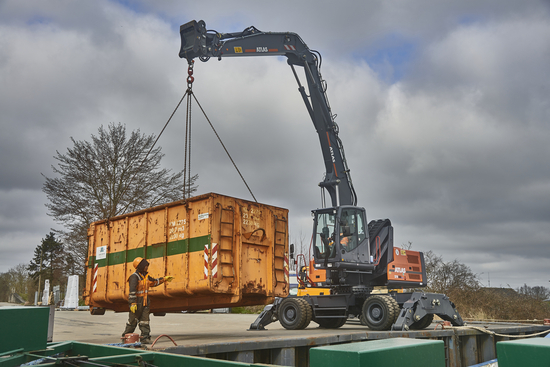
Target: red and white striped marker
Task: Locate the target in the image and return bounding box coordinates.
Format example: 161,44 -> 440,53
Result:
211,243 -> 218,278
92,263 -> 99,293
204,244 -> 209,279
284,45 -> 296,51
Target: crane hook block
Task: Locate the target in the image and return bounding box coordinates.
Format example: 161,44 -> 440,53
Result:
179,20 -> 207,61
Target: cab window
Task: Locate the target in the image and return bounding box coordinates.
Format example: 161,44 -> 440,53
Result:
339,208 -> 366,252
314,211 -> 336,258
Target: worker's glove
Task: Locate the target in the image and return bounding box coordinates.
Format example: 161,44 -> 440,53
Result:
130,303 -> 137,313
164,276 -> 174,282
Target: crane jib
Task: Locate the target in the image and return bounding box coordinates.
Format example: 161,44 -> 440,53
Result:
179,19 -> 357,206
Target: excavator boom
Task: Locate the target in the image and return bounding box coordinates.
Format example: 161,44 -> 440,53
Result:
180,20 -> 357,208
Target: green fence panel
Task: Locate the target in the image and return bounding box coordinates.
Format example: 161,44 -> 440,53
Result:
497,338 -> 550,367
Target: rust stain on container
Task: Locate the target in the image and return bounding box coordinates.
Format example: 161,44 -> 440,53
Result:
83,193 -> 289,313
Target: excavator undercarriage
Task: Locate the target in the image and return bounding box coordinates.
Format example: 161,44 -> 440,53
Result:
250,291 -> 463,331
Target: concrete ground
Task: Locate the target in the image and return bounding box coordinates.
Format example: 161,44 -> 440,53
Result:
0,303 -> 366,350
52,309 -> 368,349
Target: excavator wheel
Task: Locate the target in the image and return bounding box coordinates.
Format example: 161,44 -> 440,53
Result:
297,298 -> 313,329
409,314 -> 434,330
279,298 -> 312,330
361,295 -> 399,331
315,317 -> 347,329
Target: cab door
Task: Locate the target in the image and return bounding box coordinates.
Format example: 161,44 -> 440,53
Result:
337,207 -> 370,264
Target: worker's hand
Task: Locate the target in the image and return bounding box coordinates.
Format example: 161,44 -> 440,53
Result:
164,276 -> 174,282
130,303 -> 137,313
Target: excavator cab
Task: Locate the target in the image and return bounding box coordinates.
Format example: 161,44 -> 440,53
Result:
312,206 -> 374,286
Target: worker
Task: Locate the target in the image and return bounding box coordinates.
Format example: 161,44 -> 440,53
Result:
339,218 -> 350,250
340,233 -> 349,249
299,265 -> 308,283
121,257 -> 174,344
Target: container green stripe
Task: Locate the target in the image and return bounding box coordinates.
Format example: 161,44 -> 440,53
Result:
88,234 -> 211,268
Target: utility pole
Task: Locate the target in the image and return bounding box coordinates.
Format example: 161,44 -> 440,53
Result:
37,247 -> 44,301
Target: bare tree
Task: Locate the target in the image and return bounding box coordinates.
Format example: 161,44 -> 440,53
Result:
517,284 -> 550,300
290,230 -> 309,272
0,264 -> 34,302
424,250 -> 481,294
43,123 -> 197,274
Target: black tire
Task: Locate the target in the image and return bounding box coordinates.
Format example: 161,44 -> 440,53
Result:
315,317 -> 347,329
279,298 -> 311,330
297,298 -> 313,329
409,314 -> 434,330
361,295 -> 399,331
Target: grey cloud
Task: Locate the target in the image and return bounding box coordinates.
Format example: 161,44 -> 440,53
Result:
0,1 -> 549,289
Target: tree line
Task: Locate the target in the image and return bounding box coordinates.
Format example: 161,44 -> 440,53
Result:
423,250 -> 550,321
0,123 -> 196,304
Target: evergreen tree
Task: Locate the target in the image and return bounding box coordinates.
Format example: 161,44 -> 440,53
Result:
27,232 -> 64,290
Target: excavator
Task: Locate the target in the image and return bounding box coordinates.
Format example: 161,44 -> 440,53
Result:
179,20 -> 464,331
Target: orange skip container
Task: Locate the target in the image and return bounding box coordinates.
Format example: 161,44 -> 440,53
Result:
83,193 -> 289,313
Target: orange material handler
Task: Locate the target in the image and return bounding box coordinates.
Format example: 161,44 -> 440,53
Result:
121,257 -> 174,344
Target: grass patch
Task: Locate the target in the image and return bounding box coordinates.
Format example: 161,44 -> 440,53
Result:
230,305 -> 265,314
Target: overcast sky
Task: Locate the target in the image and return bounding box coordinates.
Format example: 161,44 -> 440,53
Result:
1,0 -> 549,290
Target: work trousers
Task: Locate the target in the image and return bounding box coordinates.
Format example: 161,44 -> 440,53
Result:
122,302 -> 151,341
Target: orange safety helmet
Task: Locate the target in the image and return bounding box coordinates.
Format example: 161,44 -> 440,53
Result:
132,257 -> 148,269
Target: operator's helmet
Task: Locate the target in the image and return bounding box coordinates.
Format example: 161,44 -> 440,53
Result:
132,257 -> 149,270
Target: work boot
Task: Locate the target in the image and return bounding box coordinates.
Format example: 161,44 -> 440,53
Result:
140,336 -> 151,344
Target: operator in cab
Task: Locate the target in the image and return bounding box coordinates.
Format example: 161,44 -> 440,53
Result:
122,257 -> 174,344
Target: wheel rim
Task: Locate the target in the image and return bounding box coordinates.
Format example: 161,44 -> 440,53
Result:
362,295 -> 398,331
279,298 -> 311,330
366,303 -> 384,325
284,307 -> 297,322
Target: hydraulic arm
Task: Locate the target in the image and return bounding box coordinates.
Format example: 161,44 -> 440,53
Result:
180,20 -> 357,208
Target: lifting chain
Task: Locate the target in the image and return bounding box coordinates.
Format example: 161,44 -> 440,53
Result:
184,59 -> 257,202
183,60 -> 194,199
187,60 -> 195,90
129,58 -> 255,202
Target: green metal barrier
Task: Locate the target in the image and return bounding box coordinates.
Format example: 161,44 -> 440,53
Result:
0,307 -> 257,367
0,341 -> 259,367
0,307 -> 50,354
2,305 -> 547,367
309,337 -> 446,367
497,338 -> 550,367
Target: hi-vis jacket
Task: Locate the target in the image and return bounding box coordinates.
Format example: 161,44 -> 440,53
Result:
128,271 -> 165,307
